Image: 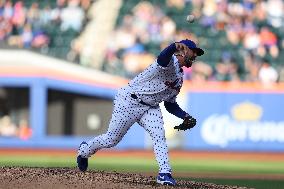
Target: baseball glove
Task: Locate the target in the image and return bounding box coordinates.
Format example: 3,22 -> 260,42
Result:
174,115 -> 196,131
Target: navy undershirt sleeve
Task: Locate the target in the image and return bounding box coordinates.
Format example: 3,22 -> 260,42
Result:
157,43 -> 177,67
164,101 -> 187,119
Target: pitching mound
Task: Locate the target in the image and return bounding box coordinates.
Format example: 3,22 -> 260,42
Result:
0,167 -> 249,189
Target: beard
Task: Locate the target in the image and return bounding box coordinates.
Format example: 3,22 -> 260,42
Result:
184,54 -> 195,67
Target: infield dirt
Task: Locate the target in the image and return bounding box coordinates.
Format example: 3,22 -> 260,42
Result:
0,167 -> 250,189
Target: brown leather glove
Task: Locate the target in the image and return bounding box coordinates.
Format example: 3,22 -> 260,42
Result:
174,115 -> 197,131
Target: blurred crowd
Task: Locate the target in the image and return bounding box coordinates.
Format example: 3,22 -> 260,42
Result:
0,0 -> 89,51
0,115 -> 31,140
0,0 -> 283,84
103,0 -> 195,78
195,0 -> 283,84
102,0 -> 283,84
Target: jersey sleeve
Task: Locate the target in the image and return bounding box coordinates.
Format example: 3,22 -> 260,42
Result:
164,100 -> 187,119
157,43 -> 177,67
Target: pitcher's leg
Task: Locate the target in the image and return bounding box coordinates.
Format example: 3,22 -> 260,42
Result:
78,95 -> 148,158
139,108 -> 172,173
80,116 -> 131,158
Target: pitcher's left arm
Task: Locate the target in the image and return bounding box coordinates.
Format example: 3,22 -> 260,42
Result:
164,101 -> 196,131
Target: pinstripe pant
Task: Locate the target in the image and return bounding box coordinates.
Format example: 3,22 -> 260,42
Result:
78,88 -> 172,173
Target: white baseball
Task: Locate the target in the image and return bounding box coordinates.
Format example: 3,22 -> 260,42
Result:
186,14 -> 195,23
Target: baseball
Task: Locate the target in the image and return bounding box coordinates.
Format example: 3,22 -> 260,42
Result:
186,14 -> 195,23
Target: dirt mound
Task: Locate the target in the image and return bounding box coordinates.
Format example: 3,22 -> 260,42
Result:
0,167 -> 250,189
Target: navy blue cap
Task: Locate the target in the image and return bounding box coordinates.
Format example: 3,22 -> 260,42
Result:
179,39 -> 204,56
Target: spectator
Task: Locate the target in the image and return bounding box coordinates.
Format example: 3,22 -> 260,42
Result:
252,1 -> 267,27
189,61 -> 213,82
201,0 -> 217,28
243,26 -> 260,52
243,52 -> 260,82
278,66 -> 284,82
1,0 -> 284,84
39,6 -> 52,26
0,15 -> 12,40
3,0 -> 13,20
266,0 -> 283,28
21,24 -> 33,48
26,2 -> 40,30
102,50 -> 125,77
0,0 -> 87,60
259,27 -> 279,58
166,0 -> 185,10
225,17 -> 243,46
213,53 -> 240,82
18,119 -> 32,140
0,115 -> 17,137
50,1 -> 63,23
60,0 -> 84,31
160,16 -> 176,42
258,59 -> 278,85
12,1 -> 26,28
31,30 -> 49,50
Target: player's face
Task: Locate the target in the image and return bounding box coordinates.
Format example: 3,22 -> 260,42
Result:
180,49 -> 197,68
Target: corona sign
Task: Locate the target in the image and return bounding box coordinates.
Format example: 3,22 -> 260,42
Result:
184,83 -> 284,152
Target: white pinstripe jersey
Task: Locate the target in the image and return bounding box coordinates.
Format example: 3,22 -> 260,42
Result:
127,55 -> 183,106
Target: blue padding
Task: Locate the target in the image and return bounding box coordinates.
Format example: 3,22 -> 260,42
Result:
0,77 -> 33,86
0,76 -> 117,98
45,78 -> 117,99
30,80 -> 47,139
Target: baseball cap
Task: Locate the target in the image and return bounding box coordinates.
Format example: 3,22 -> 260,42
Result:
179,39 -> 204,56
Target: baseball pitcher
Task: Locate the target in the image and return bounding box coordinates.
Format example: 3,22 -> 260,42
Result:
77,39 -> 204,186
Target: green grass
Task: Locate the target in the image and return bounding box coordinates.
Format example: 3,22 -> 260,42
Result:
0,156 -> 75,167
1,156 -> 284,175
1,155 -> 284,189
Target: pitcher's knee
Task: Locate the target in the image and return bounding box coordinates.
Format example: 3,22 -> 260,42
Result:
102,134 -> 121,148
105,139 -> 119,148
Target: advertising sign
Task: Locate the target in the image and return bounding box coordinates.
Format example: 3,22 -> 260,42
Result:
185,92 -> 284,151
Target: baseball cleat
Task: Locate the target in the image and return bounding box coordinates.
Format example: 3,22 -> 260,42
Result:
77,142 -> 88,172
156,173 -> 176,186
